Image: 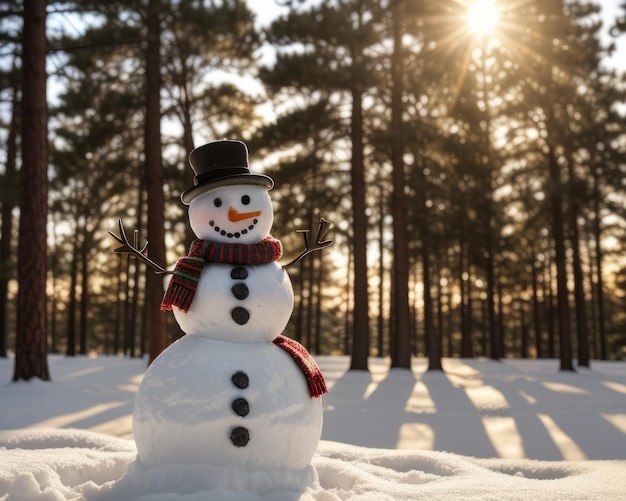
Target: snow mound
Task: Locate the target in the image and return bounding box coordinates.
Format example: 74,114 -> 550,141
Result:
1,429 -> 625,501
0,428 -> 135,452
0,429 -> 135,501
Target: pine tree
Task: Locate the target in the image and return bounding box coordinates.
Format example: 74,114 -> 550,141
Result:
144,0 -> 167,363
49,6 -> 147,356
388,0 -> 413,370
160,0 -> 261,199
13,0 -> 50,381
262,0 -> 386,368
0,59 -> 19,359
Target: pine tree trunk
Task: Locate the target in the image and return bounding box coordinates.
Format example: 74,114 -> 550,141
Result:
347,2 -> 370,369
422,228 -> 441,371
541,0 -> 574,372
485,240 -> 500,360
130,253 -> 142,358
569,200 -> 589,367
314,254 -> 323,355
563,146 -> 590,367
0,73 -> 18,358
584,235 -> 597,359
388,259 -> 396,356
436,273 -> 444,356
123,255 -> 132,355
410,264 -> 418,355
497,280 -> 505,356
49,246 -> 58,353
349,56 -> 370,371
459,242 -> 473,358
389,0 -> 412,370
180,98 -> 196,245
591,168 -> 607,359
416,160 -> 440,371
545,263 -> 556,358
79,225 -> 89,355
306,240 -> 315,350
531,256 -> 543,358
546,144 -> 575,372
114,255 -> 123,354
0,229 -> 11,354
145,0 -> 168,364
13,0 -> 50,381
467,260 -> 476,358
480,299 -> 488,357
344,251 -> 352,356
520,304 -> 529,358
445,278 -> 453,357
181,95 -> 195,189
295,260 -> 305,343
66,228 -> 79,356
377,189 -> 386,358
140,289 -> 149,356
128,183 -> 144,357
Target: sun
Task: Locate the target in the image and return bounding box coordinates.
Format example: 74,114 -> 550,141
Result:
467,0 -> 499,36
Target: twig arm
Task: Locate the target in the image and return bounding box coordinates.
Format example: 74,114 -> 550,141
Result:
283,218 -> 334,269
108,219 -> 170,274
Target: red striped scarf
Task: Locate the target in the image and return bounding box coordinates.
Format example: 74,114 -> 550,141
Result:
273,334 -> 328,398
160,236 -> 283,312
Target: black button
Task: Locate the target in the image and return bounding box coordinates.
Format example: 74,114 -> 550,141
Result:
231,307 -> 250,325
230,426 -> 250,447
231,283 -> 249,300
231,371 -> 249,389
231,267 -> 248,280
231,398 -> 250,417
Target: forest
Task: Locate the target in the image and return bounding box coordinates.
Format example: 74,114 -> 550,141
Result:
1,0 -> 625,379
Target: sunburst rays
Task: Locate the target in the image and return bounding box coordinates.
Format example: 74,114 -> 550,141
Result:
414,0 -> 553,112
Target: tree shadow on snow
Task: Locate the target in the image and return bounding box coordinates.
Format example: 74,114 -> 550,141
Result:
449,359 -> 626,460
321,364 -> 498,456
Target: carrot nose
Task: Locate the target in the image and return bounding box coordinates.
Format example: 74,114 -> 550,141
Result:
228,207 -> 262,222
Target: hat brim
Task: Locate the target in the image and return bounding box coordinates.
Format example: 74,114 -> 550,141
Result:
181,174 -> 274,205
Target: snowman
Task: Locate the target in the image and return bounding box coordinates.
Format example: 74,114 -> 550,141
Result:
120,140 -> 329,493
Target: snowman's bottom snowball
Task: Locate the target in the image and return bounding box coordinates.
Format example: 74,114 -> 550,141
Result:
107,458 -> 319,498
133,336 -> 323,471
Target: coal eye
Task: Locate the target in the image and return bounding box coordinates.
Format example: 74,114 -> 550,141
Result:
241,195 -> 250,205
214,198 -> 222,207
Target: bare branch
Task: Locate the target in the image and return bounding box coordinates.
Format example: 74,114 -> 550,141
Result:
283,218 -> 334,269
108,219 -> 170,274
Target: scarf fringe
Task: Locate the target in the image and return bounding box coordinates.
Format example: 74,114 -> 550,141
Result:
160,256 -> 205,312
273,334 -> 328,399
161,282 -> 194,313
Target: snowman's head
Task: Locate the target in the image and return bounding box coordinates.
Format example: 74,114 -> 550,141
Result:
188,185 -> 274,244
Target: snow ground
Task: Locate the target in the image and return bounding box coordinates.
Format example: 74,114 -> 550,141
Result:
0,354 -> 625,500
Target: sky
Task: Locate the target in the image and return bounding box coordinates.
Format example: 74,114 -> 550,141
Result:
597,0 -> 626,69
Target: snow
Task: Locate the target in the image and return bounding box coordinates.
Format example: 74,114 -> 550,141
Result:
1,354 -> 625,500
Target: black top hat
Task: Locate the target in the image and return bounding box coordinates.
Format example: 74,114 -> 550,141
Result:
181,140 -> 274,204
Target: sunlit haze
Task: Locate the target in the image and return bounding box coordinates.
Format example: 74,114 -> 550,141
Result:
467,0 -> 499,35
